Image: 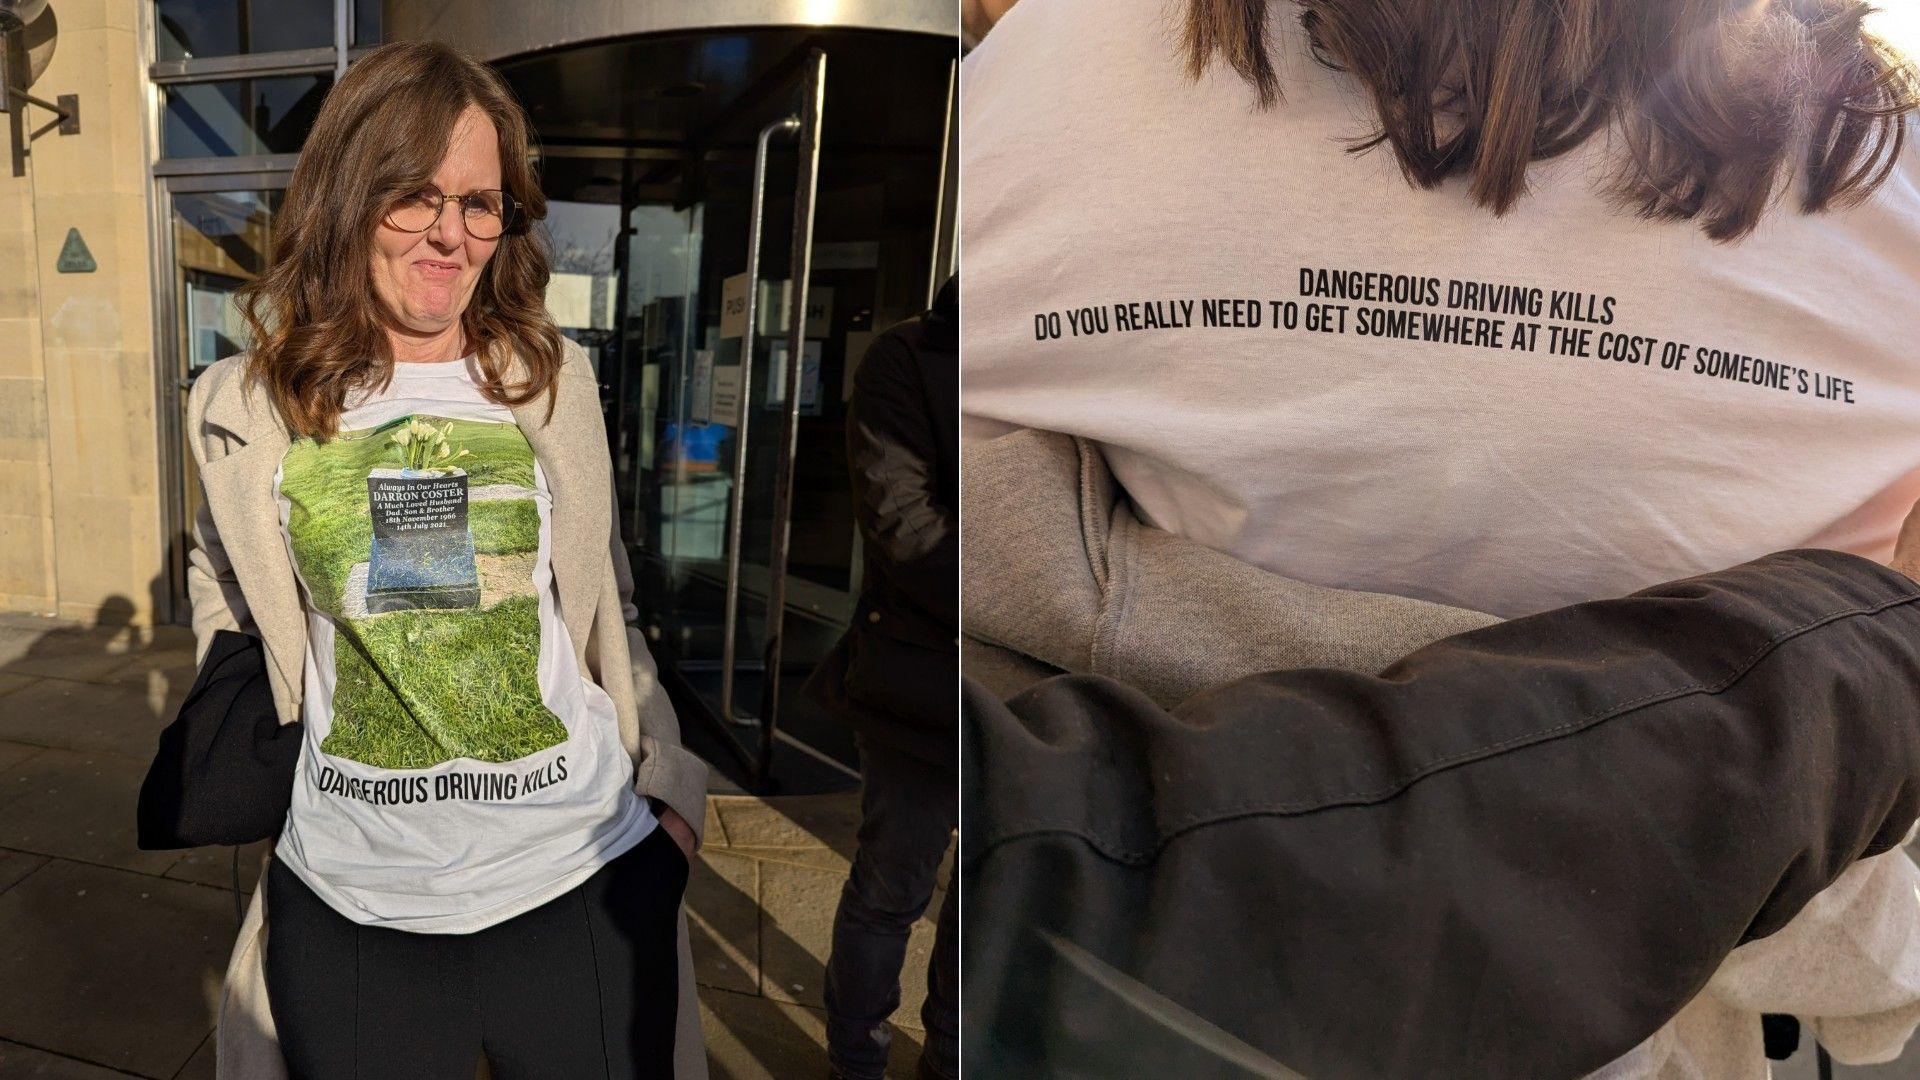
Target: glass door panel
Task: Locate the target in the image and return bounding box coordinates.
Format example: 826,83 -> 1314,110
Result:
172,189 -> 280,371
624,65 -> 816,740
167,186 -> 285,617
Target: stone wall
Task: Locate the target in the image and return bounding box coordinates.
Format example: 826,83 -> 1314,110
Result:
0,0 -> 163,626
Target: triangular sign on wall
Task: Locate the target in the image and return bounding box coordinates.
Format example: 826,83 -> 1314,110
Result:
56,228 -> 96,273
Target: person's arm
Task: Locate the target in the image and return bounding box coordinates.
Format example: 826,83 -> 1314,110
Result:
183,359 -> 256,665
963,427 -> 1498,705
964,547 -> 1920,1080
848,327 -> 957,627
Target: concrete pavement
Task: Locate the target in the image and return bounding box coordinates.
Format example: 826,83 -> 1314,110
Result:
0,611 -> 942,1079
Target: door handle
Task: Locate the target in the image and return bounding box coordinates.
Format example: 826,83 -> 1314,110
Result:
718,113 -> 802,725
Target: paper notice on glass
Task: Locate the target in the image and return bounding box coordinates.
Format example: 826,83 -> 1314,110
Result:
711,365 -> 743,424
720,273 -> 750,339
689,350 -> 715,424
723,275 -> 835,340
763,284 -> 834,338
767,340 -> 825,416
545,273 -> 594,328
639,364 -> 659,470
591,275 -> 616,330
192,287 -> 224,331
796,285 -> 834,339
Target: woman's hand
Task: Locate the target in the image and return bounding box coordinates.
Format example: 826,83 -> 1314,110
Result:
657,805 -> 697,863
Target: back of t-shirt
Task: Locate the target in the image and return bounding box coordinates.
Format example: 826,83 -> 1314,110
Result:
961,0 -> 1920,617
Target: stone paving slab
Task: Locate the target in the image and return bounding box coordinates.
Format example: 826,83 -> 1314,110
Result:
0,740 -> 44,776
0,620 -> 144,650
93,646 -> 197,691
713,793 -> 861,854
0,649 -> 145,685
0,749 -> 180,877
702,801 -> 730,848
728,844 -> 853,875
757,857 -> 842,1008
174,1036 -> 214,1080
698,988 -> 927,1080
0,624 -> 156,685
162,842 -> 268,895
0,616 -> 191,651
688,848 -> 761,996
0,1038 -> 141,1078
0,850 -> 49,897
727,842 -> 954,891
0,860 -> 227,1079
756,858 -> 942,1026
0,679 -> 178,762
696,789 -> 947,1036
0,672 -> 40,702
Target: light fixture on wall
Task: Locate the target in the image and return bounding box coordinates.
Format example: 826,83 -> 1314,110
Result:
0,0 -> 79,178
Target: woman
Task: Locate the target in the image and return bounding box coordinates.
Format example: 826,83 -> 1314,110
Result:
962,0 -> 1920,1075
183,42 -> 708,1079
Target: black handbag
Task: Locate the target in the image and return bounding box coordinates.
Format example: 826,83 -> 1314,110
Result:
137,629 -> 303,850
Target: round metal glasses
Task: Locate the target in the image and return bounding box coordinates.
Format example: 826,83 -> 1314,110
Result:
383,188 -> 518,240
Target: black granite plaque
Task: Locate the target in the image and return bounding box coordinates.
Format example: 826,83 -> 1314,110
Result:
365,468 -> 480,613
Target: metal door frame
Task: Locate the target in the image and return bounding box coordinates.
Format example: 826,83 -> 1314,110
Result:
152,167 -> 296,624
750,47 -> 828,784
674,46 -> 829,791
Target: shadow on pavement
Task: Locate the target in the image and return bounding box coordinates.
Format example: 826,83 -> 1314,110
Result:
0,589 -> 229,1080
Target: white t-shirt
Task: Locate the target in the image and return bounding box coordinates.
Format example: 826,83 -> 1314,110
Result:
271,356 -> 656,933
962,0 -> 1920,618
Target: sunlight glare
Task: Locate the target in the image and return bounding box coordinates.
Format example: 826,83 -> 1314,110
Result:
1868,2 -> 1920,61
802,0 -> 843,25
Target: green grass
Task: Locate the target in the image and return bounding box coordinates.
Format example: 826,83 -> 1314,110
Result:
472,500 -> 541,555
320,594 -> 567,768
281,414 -> 564,770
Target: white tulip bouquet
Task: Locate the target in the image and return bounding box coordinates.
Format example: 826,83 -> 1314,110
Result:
389,416 -> 472,474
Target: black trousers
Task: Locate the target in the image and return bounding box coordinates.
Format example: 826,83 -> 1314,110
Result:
965,550 -> 1920,1079
264,827 -> 688,1080
823,737 -> 959,1079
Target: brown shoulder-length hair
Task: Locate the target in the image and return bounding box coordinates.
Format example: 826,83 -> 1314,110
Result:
1183,0 -> 1920,240
238,41 -> 562,439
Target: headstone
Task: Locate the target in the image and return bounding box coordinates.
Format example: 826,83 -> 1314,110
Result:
364,467 -> 480,613
55,228 -> 95,273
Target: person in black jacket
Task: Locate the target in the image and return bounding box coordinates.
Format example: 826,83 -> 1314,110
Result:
808,277 -> 958,1080
965,543 -> 1920,1079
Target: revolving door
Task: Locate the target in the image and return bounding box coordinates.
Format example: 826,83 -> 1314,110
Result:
448,13 -> 956,789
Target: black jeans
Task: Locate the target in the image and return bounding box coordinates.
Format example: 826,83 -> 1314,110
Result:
264,826 -> 689,1080
965,550 -> 1920,1079
825,737 -> 959,1079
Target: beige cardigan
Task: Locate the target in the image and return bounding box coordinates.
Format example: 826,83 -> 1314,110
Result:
964,428 -> 1920,1079
185,341 -> 711,1079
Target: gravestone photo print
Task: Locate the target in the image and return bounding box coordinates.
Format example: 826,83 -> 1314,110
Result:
366,467 -> 482,612
276,413 -> 566,769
